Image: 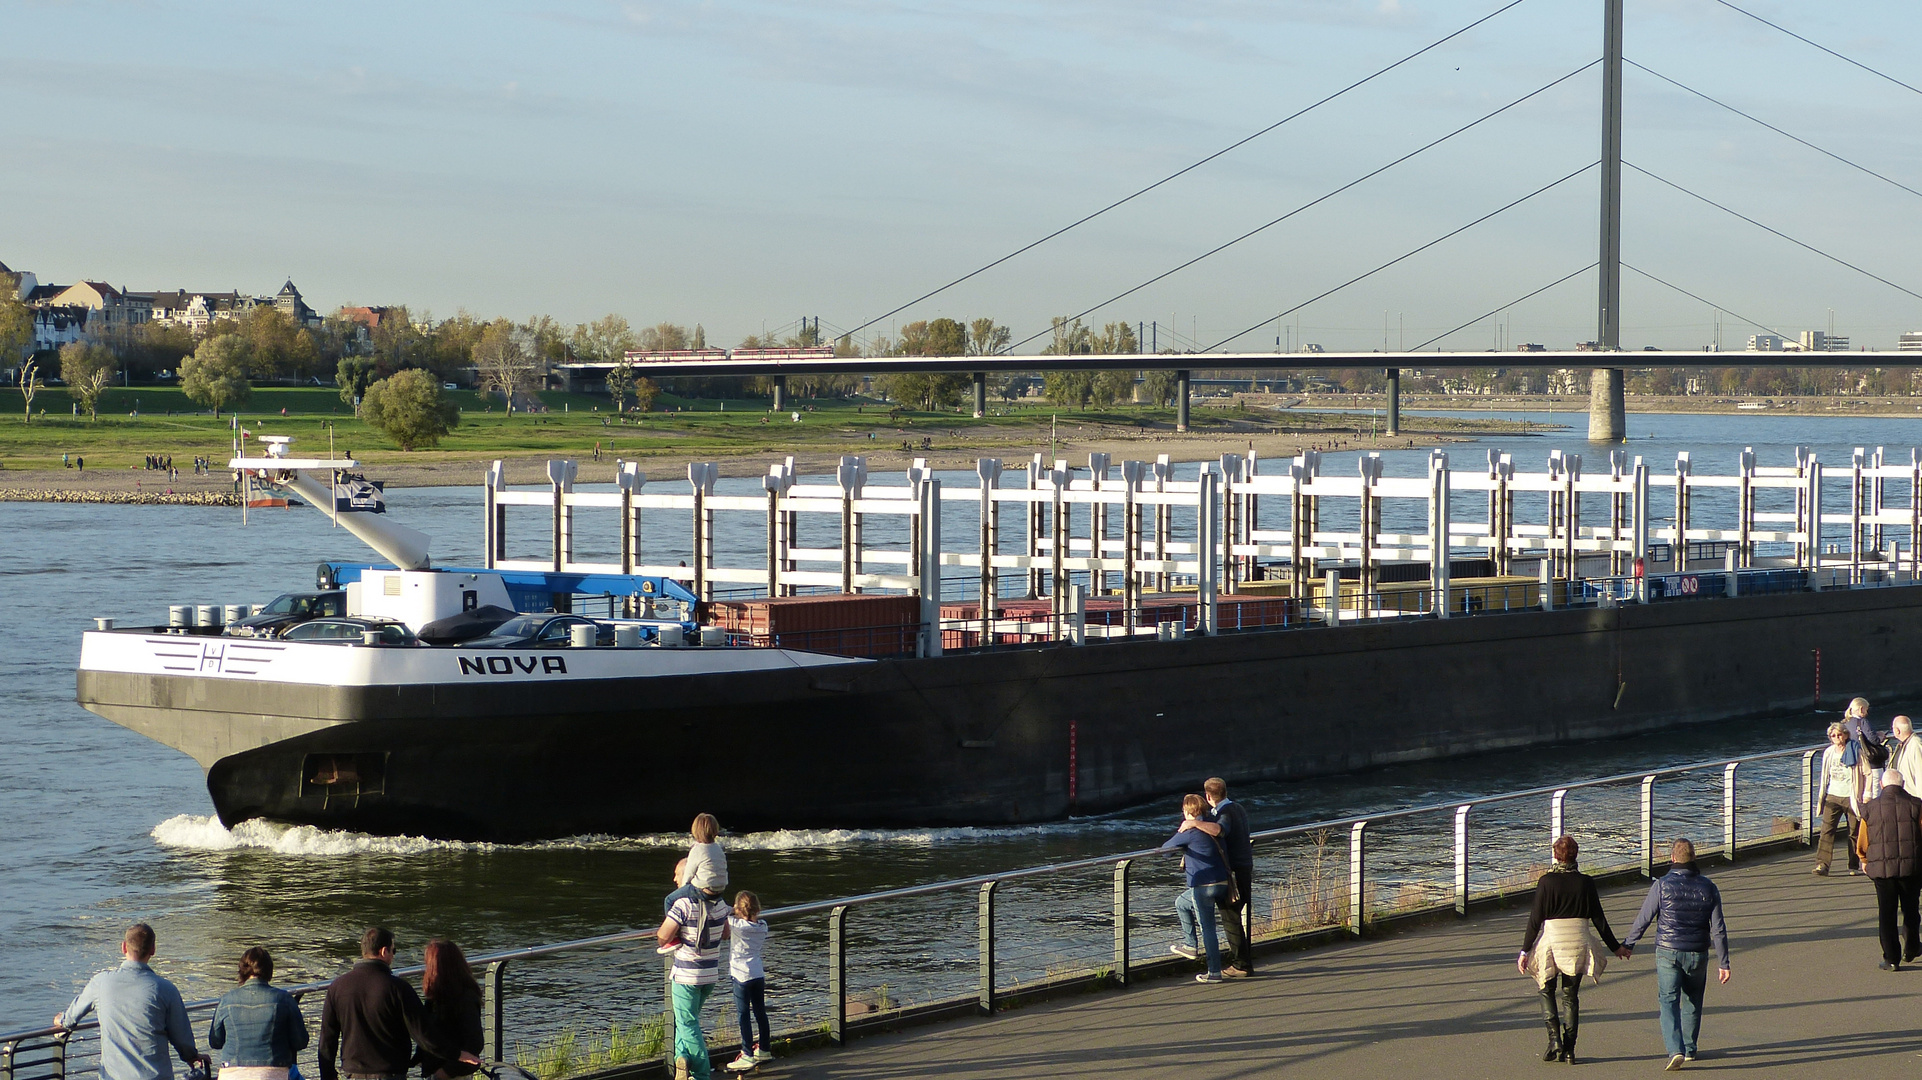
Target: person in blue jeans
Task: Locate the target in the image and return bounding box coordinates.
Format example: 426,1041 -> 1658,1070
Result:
1158,793 -> 1233,983
1619,838 -> 1732,1071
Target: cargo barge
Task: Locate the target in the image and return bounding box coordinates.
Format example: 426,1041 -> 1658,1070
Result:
74,441 -> 1922,841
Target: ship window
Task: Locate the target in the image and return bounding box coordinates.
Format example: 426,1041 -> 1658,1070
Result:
301,753 -> 388,798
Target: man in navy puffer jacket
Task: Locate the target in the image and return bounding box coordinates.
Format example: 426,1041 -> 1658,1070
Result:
1620,839 -> 1732,1070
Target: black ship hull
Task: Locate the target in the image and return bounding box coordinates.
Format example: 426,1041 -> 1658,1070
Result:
77,584 -> 1922,841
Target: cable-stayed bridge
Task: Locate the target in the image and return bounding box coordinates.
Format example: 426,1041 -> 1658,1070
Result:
601,0 -> 1922,442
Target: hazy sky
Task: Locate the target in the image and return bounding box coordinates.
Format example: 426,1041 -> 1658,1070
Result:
3,0 -> 1918,351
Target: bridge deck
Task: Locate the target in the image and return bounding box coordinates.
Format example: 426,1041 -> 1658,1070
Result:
775,849 -> 1916,1079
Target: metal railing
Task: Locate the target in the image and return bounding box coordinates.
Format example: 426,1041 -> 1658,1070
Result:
3,743 -> 1824,1080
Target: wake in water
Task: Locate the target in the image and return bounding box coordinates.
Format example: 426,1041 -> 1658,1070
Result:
151,813 -> 1146,857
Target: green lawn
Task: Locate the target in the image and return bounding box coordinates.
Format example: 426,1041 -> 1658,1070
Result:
0,385 -> 1258,472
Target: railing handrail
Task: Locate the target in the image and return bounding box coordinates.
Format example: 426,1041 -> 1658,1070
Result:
2,740 -> 1821,1044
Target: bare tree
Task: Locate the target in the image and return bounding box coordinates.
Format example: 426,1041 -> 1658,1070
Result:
474,319 -> 540,414
19,357 -> 41,423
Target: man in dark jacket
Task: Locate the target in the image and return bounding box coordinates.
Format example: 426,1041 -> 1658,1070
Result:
1863,769 -> 1922,970
1204,777 -> 1255,977
318,928 -> 478,1080
1620,839 -> 1731,1071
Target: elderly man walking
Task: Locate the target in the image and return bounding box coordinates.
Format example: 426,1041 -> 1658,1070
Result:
1619,839 -> 1731,1071
1863,768 -> 1922,970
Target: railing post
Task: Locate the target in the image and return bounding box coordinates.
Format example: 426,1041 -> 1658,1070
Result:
827,905 -> 848,1046
1550,788 -> 1568,844
978,880 -> 999,1015
1112,859 -> 1132,987
1723,761 -> 1740,862
661,948 -> 675,1072
481,960 -> 507,1062
52,1031 -> 68,1080
1348,820 -> 1369,935
1802,749 -> 1819,845
1453,805 -> 1470,915
1640,774 -> 1656,878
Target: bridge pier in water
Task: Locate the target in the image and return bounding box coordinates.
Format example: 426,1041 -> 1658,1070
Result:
972,371 -> 986,418
1176,369 -> 1190,432
1588,367 -> 1625,442
1384,368 -> 1400,436
771,374 -> 787,412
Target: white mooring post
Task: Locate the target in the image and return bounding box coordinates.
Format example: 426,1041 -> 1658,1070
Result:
548,458 -> 578,572
1196,468 -> 1219,634
687,461 -> 717,601
618,462 -> 644,580
484,459 -> 505,569
919,478 -> 942,657
1429,451 -> 1451,618
977,458 -> 1002,643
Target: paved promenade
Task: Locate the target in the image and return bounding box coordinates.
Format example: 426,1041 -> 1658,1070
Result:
778,849 -> 1920,1078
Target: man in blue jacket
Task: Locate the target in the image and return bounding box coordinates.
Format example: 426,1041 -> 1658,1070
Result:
1619,839 -> 1732,1071
53,924 -> 205,1080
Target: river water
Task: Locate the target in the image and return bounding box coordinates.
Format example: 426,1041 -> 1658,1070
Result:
4,409 -> 1916,1039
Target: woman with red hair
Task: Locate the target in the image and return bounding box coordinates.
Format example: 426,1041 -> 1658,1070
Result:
420,941 -> 483,1079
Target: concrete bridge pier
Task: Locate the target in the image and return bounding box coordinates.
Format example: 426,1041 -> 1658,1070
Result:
1588,367 -> 1625,442
1384,368 -> 1400,436
771,374 -> 787,412
1176,370 -> 1190,433
972,372 -> 986,418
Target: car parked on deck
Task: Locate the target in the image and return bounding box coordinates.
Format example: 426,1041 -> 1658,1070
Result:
280,616 -> 418,645
464,613 -> 612,648
226,590 -> 346,637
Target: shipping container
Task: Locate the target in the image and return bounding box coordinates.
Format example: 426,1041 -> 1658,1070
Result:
711,594 -> 923,657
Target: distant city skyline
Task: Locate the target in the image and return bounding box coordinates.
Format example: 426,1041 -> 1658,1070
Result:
2,0 -> 1918,352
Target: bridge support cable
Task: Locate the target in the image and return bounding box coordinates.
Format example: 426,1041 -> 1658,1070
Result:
1620,263 -> 1788,340
840,0 -> 1541,342
1627,60 -> 1922,203
1707,0 -> 1922,100
1001,60 -> 1602,354
1205,161 -> 1601,352
1411,262 -> 1598,351
1625,162 -> 1922,304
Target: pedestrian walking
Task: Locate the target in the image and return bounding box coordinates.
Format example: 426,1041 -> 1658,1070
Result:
1886,716 -> 1922,793
1158,793 -> 1233,983
1619,839 -> 1732,1070
53,924 -> 206,1080
418,940 -> 483,1079
1815,722 -> 1867,875
723,892 -> 772,1073
1863,769 -> 1922,971
1518,836 -> 1620,1065
316,928 -> 476,1080
208,947 -> 308,1080
1203,777 -> 1254,976
658,879 -> 733,1080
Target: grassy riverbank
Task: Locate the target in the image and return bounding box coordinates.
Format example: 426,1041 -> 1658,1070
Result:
0,386 -> 1541,493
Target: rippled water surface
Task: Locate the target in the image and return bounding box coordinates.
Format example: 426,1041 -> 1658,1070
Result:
5,409 -> 1914,1030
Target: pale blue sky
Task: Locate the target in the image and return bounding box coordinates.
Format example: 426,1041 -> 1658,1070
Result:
2,0 -> 1918,351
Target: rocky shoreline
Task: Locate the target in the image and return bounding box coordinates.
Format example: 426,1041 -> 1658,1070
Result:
0,488 -> 240,506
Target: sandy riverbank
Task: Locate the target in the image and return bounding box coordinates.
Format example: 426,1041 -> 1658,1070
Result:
0,411 -> 1537,500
